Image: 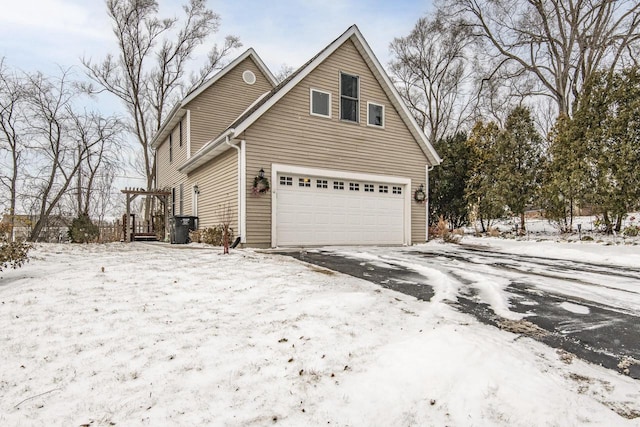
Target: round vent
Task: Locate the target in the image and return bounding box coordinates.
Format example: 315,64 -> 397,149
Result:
242,70 -> 256,85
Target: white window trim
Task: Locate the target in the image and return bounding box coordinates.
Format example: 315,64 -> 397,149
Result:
339,72 -> 360,123
309,88 -> 332,118
271,163 -> 411,248
367,101 -> 385,129
242,70 -> 256,85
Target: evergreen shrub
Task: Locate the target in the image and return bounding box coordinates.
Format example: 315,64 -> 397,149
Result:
68,214 -> 99,243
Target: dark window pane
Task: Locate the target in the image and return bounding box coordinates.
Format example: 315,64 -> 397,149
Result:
369,104 -> 383,126
312,91 -> 329,116
341,98 -> 358,122
341,74 -> 358,98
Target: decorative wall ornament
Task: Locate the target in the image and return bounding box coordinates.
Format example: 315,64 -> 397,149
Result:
414,184 -> 426,203
252,168 -> 270,195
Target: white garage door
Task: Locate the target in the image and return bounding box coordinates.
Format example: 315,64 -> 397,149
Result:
275,173 -> 406,246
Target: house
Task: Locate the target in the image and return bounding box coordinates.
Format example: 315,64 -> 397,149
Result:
1,214 -> 69,242
152,25 -> 441,247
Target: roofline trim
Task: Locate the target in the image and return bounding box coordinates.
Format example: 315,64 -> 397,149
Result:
150,48 -> 276,149
181,48 -> 277,106
350,28 -> 442,165
232,27 -> 358,136
229,25 -> 441,165
178,128 -> 236,174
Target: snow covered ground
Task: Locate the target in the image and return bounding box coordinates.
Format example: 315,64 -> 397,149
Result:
1,242 -> 639,426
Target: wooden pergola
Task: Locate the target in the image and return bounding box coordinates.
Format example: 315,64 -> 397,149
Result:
121,188 -> 171,242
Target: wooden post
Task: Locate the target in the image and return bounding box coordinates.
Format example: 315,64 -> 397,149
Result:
125,192 -> 131,242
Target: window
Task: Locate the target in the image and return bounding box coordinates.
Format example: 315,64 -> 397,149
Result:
379,185 -> 388,193
179,184 -> 184,215
179,121 -> 183,146
333,181 -> 344,190
349,182 -> 360,191
169,132 -> 173,163
242,70 -> 256,85
310,89 -> 331,118
171,187 -> 176,214
393,186 -> 402,195
280,176 -> 293,186
340,73 -> 359,122
299,178 -> 311,187
317,179 -> 328,189
367,102 -> 384,127
364,184 -> 375,192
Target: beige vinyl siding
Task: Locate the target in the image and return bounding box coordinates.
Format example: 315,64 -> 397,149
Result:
156,121 -> 192,216
243,39 -> 429,246
188,148 -> 238,232
185,57 -> 274,156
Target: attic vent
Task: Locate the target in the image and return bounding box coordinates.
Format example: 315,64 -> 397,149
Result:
242,70 -> 256,85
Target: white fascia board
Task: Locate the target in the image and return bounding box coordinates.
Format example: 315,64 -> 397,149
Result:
178,128 -> 236,174
350,27 -> 442,166
150,106 -> 187,149
248,49 -> 278,87
234,27 -> 359,136
182,49 -> 276,107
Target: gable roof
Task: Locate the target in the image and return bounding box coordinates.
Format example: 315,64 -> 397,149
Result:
150,48 -> 277,149
179,25 -> 442,173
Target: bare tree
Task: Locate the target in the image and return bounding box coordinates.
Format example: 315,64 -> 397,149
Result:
274,64 -> 295,83
82,0 -> 241,221
446,0 -> 640,116
390,13 -> 476,145
72,112 -> 122,217
0,59 -> 27,241
21,70 -> 119,241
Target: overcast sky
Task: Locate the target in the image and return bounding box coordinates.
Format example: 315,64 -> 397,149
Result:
0,0 -> 433,186
0,0 -> 433,75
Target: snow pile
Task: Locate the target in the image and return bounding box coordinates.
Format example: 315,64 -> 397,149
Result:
1,243 -> 638,426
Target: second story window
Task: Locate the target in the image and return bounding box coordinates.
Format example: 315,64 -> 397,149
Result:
169,132 -> 173,163
310,89 -> 331,118
340,73 -> 359,122
179,121 -> 183,147
367,102 -> 384,127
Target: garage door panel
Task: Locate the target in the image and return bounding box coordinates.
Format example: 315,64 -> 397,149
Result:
276,173 -> 405,246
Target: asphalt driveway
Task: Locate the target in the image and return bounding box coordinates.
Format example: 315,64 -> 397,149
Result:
278,244 -> 640,379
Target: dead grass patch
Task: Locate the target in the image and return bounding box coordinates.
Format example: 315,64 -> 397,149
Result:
307,265 -> 337,276
498,318 -> 548,338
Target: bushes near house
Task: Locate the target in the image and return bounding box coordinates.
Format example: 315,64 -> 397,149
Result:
68,214 -> 100,243
195,226 -> 235,246
429,216 -> 462,243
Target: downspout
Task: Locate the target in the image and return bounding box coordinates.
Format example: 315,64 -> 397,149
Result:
224,131 -> 243,243
239,140 -> 246,244
426,165 -> 434,242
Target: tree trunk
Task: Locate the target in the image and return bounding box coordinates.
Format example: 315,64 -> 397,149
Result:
520,211 -> 526,235
614,215 -> 623,233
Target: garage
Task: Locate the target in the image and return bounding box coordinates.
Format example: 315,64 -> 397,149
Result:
274,170 -> 409,246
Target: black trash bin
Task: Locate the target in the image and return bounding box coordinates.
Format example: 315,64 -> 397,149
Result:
171,215 -> 198,244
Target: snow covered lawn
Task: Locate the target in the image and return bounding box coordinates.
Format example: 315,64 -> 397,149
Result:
1,242 -> 638,426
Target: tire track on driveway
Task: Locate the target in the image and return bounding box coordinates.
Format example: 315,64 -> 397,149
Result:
280,246 -> 640,379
